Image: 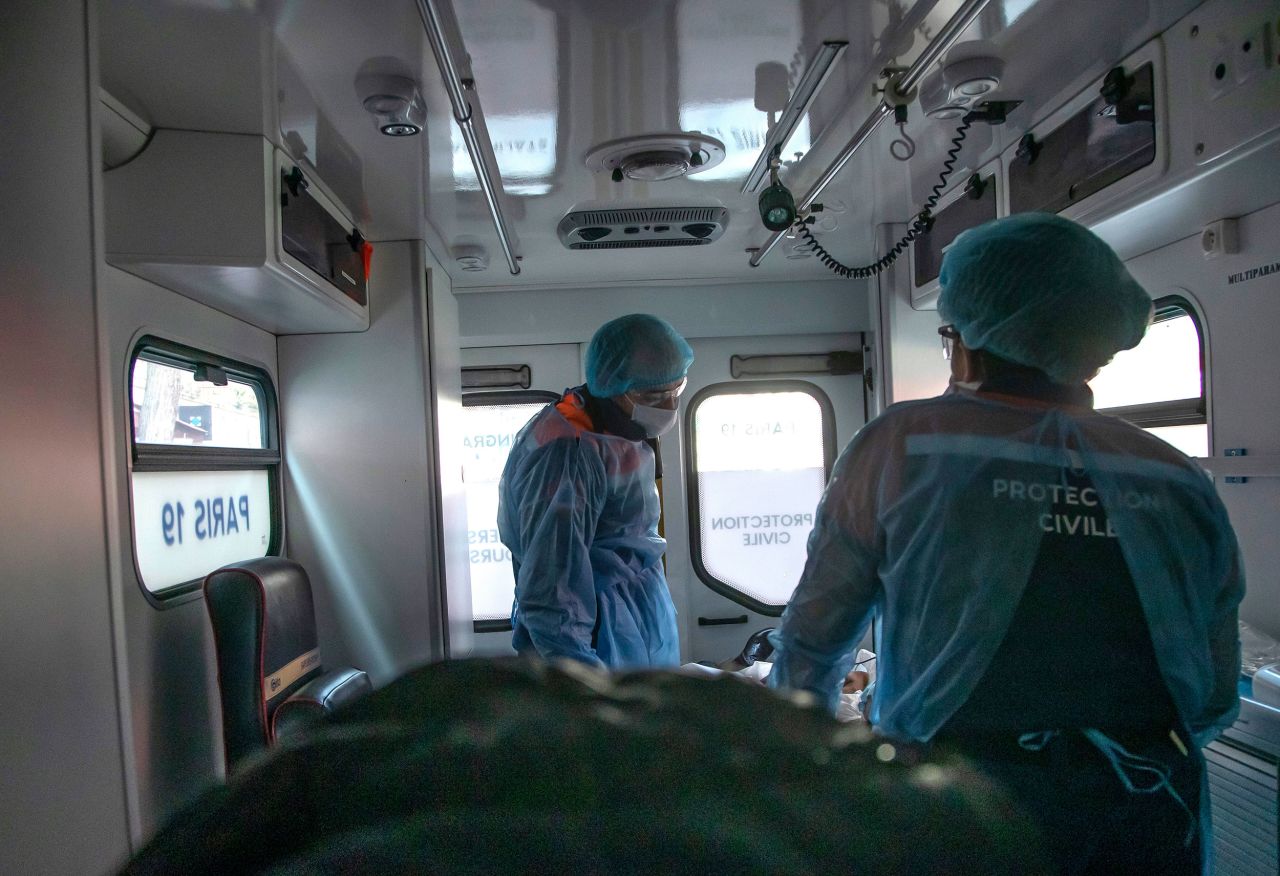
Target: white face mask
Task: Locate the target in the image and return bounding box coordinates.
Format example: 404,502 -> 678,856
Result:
630,402 -> 678,437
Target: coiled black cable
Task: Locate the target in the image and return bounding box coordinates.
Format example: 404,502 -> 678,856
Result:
795,116 -> 972,279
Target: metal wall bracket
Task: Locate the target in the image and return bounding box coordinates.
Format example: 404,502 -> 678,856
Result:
1198,450 -> 1280,482
1224,447 -> 1248,484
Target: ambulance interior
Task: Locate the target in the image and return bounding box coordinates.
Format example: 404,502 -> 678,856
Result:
4,0 -> 1280,871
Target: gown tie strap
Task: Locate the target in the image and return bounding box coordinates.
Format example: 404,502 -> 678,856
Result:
1016,727 -> 1195,847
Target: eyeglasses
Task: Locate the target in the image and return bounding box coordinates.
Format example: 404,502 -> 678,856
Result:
627,377 -> 688,407
938,324 -> 961,360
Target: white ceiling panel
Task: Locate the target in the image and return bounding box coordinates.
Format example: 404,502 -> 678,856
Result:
98,0 -> 1203,291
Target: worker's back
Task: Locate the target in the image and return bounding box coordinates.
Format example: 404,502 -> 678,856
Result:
811,377 -> 1241,745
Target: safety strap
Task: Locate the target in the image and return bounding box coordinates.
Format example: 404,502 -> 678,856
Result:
1017,729 -> 1195,847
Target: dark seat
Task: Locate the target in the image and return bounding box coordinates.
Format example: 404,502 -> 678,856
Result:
716,627 -> 776,672
203,556 -> 371,773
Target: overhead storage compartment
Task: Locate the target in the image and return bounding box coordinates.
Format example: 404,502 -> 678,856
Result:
1001,38 -> 1168,230
105,130 -> 369,335
909,161 -> 1000,308
1008,62 -> 1158,216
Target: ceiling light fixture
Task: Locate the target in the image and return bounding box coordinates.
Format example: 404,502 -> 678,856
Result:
919,56 -> 1005,120
584,133 -> 726,182
452,243 -> 490,271
356,74 -> 426,136
758,148 -> 797,231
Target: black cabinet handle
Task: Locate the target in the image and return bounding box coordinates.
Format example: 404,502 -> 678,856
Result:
698,615 -> 749,627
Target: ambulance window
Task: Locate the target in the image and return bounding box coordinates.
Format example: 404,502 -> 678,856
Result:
462,391 -> 559,631
1090,298 -> 1207,456
128,338 -> 280,600
686,382 -> 836,615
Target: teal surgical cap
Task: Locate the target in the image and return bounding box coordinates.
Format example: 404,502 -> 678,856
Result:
938,213 -> 1152,384
586,314 -> 695,398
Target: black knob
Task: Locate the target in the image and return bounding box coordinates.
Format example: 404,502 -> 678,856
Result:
1100,67 -> 1131,106
1016,133 -> 1040,165
282,166 -> 308,197
965,173 -> 986,200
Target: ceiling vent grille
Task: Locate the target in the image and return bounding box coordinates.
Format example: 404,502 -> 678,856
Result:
557,206 -> 729,250
576,207 -> 722,225
575,238 -> 710,250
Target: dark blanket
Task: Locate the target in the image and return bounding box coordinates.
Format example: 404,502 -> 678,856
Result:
124,658 -> 1047,874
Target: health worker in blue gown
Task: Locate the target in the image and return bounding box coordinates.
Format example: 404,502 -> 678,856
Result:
498,314 -> 693,670
769,213 -> 1243,875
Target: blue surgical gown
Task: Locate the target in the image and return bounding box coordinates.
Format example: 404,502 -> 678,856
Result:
770,386 -> 1244,748
497,390 -> 680,669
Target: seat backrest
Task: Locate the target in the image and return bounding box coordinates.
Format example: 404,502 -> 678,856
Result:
204,557 -> 325,769
740,627 -> 777,666
716,627 -> 777,672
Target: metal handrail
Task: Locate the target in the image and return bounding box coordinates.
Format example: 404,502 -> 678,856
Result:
749,0 -> 994,268
740,41 -> 848,194
416,0 -> 522,275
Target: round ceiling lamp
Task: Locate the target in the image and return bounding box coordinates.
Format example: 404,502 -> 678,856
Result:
584,132 -> 726,182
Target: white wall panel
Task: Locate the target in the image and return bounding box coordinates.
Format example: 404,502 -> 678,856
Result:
425,251 -> 475,658
98,265 -> 277,839
1126,199 -> 1280,640
0,1 -> 132,871
456,278 -> 870,347
279,241 -> 450,683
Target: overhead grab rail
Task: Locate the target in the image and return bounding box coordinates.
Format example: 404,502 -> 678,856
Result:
740,41 -> 848,195
416,0 -> 522,275
749,0 -> 994,268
